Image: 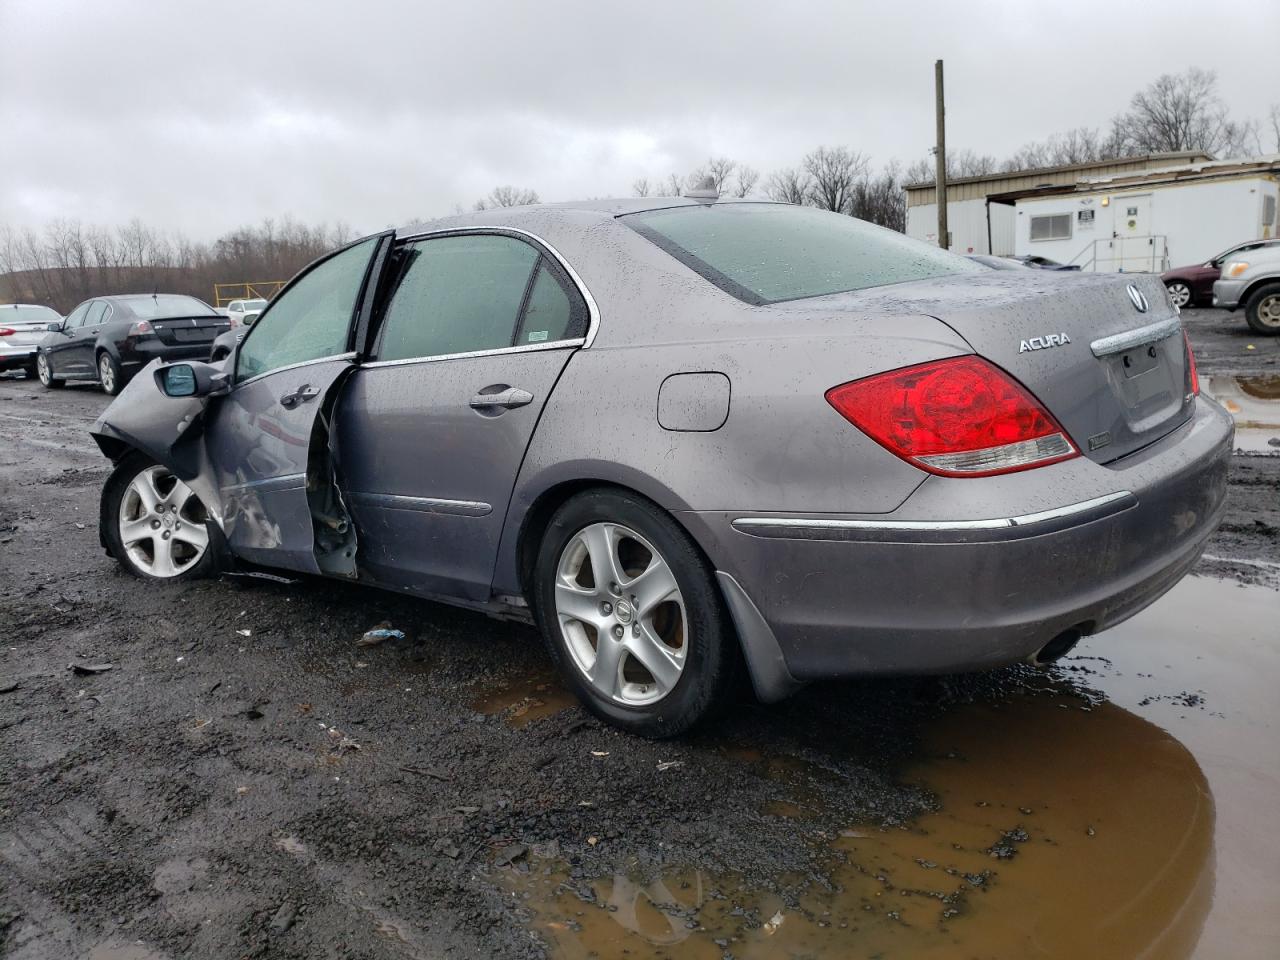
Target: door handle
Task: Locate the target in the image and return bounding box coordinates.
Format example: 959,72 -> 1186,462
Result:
469,386 -> 534,410
279,384 -> 320,409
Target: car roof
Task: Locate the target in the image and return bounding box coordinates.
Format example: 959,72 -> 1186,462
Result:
395,197 -> 786,238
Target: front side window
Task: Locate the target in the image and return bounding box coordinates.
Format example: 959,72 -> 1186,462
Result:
64,302 -> 91,328
236,236 -> 378,381
377,234 -> 539,362
624,203 -> 982,305
1030,214 -> 1072,242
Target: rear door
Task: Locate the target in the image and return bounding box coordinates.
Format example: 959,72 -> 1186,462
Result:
204,232 -> 394,574
334,231 -> 592,600
74,301 -> 111,372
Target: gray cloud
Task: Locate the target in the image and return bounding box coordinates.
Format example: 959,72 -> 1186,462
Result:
3,0 -> 1277,238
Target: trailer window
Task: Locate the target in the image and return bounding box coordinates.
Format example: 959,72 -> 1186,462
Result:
1030,214 -> 1072,242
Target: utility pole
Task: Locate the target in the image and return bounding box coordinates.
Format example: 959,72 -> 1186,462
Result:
934,59 -> 949,250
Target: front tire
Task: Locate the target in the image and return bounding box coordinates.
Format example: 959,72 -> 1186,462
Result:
97,351 -> 124,395
36,352 -> 64,389
1244,282 -> 1280,335
1165,280 -> 1192,309
532,488 -> 738,738
101,452 -> 221,582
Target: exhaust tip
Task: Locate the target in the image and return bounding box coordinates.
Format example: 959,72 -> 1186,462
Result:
1028,627 -> 1083,667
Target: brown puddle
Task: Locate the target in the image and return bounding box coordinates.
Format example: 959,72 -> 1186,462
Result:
509,576 -> 1279,959
474,672 -> 577,728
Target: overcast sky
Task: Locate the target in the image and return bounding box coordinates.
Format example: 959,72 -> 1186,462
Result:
3,0 -> 1277,240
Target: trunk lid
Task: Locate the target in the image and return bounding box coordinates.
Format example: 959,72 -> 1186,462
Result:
1,321 -> 53,347
776,271 -> 1192,464
150,315 -> 231,347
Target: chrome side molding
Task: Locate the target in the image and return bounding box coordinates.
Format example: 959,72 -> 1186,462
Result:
731,491 -> 1137,543
348,491 -> 492,517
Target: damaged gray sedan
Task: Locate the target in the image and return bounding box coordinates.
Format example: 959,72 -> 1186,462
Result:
91,199 -> 1233,736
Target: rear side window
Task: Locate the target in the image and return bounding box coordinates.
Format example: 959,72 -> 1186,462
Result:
625,203 -> 982,305
236,236 -> 378,381
514,260 -> 584,345
84,302 -> 109,326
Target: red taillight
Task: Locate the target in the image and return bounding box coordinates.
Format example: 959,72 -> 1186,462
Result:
128,320 -> 153,336
826,356 -> 1078,478
1184,333 -> 1199,395
0,327 -> 14,337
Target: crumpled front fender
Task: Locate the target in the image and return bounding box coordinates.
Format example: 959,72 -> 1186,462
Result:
91,359 -> 225,529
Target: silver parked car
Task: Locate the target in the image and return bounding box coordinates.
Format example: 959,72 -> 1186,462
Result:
90,200 -> 1233,736
1212,243 -> 1280,334
0,303 -> 62,376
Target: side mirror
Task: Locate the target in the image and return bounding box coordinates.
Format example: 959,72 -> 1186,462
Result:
47,322 -> 63,332
155,361 -> 228,398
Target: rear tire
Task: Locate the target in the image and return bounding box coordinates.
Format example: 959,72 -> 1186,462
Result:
36,352 -> 64,389
1165,280 -> 1192,309
97,351 -> 124,395
1244,282 -> 1280,335
532,488 -> 739,738
101,451 -> 223,582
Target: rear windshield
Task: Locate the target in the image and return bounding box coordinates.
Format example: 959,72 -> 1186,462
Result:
624,203 -> 982,305
119,295 -> 216,318
2,305 -> 61,324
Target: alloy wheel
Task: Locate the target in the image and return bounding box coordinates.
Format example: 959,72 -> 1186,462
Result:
36,353 -> 52,385
118,465 -> 210,578
1167,282 -> 1191,308
98,354 -> 116,393
1258,294 -> 1280,329
554,522 -> 688,706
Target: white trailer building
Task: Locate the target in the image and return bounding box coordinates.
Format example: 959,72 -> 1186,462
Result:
1000,155 -> 1280,272
904,152 -> 1209,255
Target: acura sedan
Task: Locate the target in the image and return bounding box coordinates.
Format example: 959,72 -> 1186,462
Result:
37,293 -> 230,395
89,199 -> 1233,736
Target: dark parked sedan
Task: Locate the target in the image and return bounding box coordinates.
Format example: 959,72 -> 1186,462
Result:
1161,238 -> 1280,309
36,294 -> 229,395
89,200 -> 1232,736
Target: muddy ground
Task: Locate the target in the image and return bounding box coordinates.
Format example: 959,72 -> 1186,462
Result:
1,311 -> 1277,959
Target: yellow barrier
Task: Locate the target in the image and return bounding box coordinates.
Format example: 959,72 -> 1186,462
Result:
213,281 -> 285,308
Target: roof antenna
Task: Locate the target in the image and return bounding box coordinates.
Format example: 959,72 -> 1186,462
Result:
683,176 -> 720,202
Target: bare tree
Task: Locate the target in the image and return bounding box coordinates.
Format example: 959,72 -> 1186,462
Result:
904,148 -> 998,185
764,167 -> 811,204
730,165 -> 760,198
850,161 -> 906,232
689,156 -> 737,194
1268,103 -> 1280,153
664,173 -> 684,197
1114,68 -> 1256,158
631,177 -> 652,198
802,146 -> 868,213
474,186 -> 539,210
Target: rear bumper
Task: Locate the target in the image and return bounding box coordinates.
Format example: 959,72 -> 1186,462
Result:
119,339 -> 216,369
1212,278 -> 1245,310
0,343 -> 38,369
690,396 -> 1233,682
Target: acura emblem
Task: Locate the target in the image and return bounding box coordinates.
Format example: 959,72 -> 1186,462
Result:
1126,284 -> 1149,313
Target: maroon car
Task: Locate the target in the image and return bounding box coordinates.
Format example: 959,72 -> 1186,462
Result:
1163,238 -> 1280,308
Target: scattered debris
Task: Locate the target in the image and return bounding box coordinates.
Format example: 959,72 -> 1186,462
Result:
236,629 -> 252,637
657,760 -> 683,772
586,836 -> 599,847
493,843 -> 528,867
432,837 -> 460,859
399,765 -> 450,782
358,623 -> 406,646
590,750 -> 609,757
0,680 -> 19,694
270,901 -> 298,934
68,662 -> 112,675
763,909 -> 785,934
